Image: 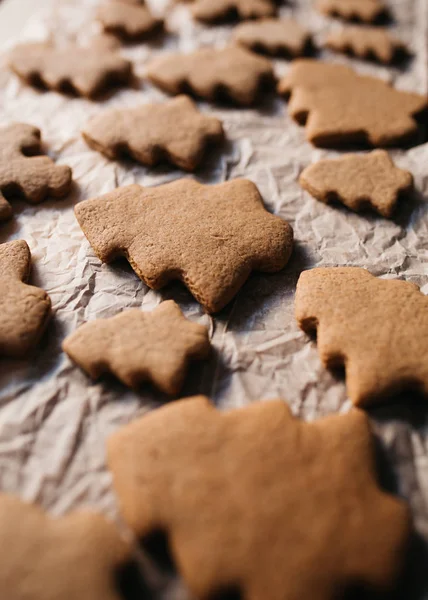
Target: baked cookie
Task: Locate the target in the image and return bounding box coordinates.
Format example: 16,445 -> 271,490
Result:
82,95 -> 224,171
296,267 -> 428,406
278,59 -> 428,147
63,300 -> 210,394
74,179 -> 293,313
326,26 -> 407,64
0,240 -> 51,358
299,150 -> 413,217
9,40 -> 132,98
147,46 -> 274,106
0,123 -> 72,222
97,0 -> 163,42
192,0 -> 277,22
0,494 -> 132,600
107,396 -> 410,600
317,0 -> 388,23
234,17 -> 311,57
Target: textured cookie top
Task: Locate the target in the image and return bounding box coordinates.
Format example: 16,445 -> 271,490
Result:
0,123 -> 72,222
147,46 -> 274,106
0,494 -> 131,600
299,150 -> 413,217
296,267 -> 428,406
9,41 -> 132,98
82,95 -> 224,171
108,396 -> 410,600
317,0 -> 387,23
326,26 -> 406,64
74,178 -> 293,313
63,301 -> 211,394
0,240 -> 51,358
278,59 -> 427,147
97,0 -> 163,41
234,17 -> 311,57
192,0 -> 277,22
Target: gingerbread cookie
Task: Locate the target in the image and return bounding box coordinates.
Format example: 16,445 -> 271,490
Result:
97,0 -> 163,41
234,18 -> 311,57
147,46 -> 274,106
278,59 -> 427,147
300,150 -> 413,217
0,494 -> 132,600
0,123 -> 72,222
192,0 -> 277,22
0,240 -> 51,358
63,301 -> 210,394
74,179 -> 293,313
296,267 -> 428,406
326,26 -> 406,64
82,95 -> 224,171
317,0 -> 387,23
9,40 -> 132,98
108,396 -> 410,600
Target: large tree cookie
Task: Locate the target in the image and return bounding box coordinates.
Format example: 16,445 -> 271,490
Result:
278,59 -> 427,147
192,0 -> 277,22
0,123 -> 72,222
0,240 -> 51,358
234,18 -> 311,57
299,150 -> 413,217
82,95 -> 224,171
74,179 -> 293,313
0,494 -> 132,600
147,46 -> 274,106
296,267 -> 428,406
317,0 -> 388,23
326,26 -> 406,64
9,40 -> 132,98
107,396 -> 410,600
97,0 -> 163,41
63,300 -> 210,394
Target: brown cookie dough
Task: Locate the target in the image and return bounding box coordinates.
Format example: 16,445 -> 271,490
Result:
0,240 -> 51,358
147,46 -> 274,106
0,123 -> 72,222
296,267 -> 428,406
63,300 -> 211,394
74,178 -> 293,313
234,18 -> 311,57
278,59 -> 428,147
192,0 -> 277,22
108,396 -> 410,600
326,26 -> 407,64
97,0 -> 163,41
0,494 -> 132,600
317,0 -> 388,23
9,40 -> 132,98
82,95 -> 224,171
299,150 -> 413,217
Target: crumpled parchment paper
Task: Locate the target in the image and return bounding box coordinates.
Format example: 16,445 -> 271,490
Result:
0,0 -> 428,597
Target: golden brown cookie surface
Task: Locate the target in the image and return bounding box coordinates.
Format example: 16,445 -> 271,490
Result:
296,267 -> 428,406
326,26 -> 406,64
0,123 -> 72,222
278,59 -> 427,147
82,95 -> 224,171
299,150 -> 413,217
63,301 -> 211,394
74,178 -> 293,313
234,17 -> 311,57
192,0 -> 277,22
97,0 -> 163,41
147,46 -> 274,106
317,0 -> 387,23
9,41 -> 132,98
0,240 -> 51,358
108,396 -> 410,600
0,494 -> 131,600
